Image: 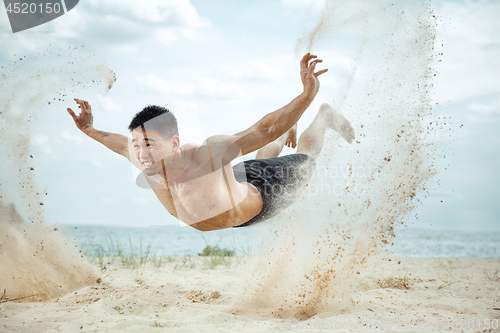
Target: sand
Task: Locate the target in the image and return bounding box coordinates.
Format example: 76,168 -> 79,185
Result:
1,257 -> 499,332
0,51 -> 113,304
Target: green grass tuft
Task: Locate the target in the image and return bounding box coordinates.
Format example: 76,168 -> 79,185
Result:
437,259 -> 461,290
483,267 -> 500,282
380,276 -> 410,290
0,289 -> 37,303
198,245 -> 235,257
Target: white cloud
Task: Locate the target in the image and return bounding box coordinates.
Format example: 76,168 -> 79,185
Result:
131,197 -> 149,205
439,1 -> 500,47
31,134 -> 52,153
281,0 -> 326,10
97,95 -> 123,113
223,60 -> 286,81
91,159 -> 104,168
156,29 -> 181,45
434,1 -> 500,102
61,130 -> 84,142
135,74 -> 247,99
60,0 -> 210,45
84,0 -> 205,25
0,0 -> 210,56
197,77 -> 247,98
467,97 -> 500,115
466,95 -> 500,122
136,74 -> 195,96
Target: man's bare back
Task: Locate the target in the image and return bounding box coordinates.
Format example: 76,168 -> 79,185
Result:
67,54 -> 355,231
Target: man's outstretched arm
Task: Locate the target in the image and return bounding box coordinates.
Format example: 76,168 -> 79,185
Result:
201,53 -> 327,160
67,98 -> 130,160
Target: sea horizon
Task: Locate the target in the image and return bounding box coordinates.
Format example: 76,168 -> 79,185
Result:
60,224 -> 500,259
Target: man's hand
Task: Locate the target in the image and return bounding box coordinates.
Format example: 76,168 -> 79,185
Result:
67,98 -> 130,160
300,53 -> 328,97
67,98 -> 93,134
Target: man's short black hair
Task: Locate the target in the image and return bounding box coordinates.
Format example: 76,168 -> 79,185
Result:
128,105 -> 179,138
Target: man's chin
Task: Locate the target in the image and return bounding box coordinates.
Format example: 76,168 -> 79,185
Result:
142,167 -> 160,177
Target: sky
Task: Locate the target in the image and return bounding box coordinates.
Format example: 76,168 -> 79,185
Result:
0,0 -> 499,231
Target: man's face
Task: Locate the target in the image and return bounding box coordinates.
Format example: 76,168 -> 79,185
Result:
131,128 -> 178,176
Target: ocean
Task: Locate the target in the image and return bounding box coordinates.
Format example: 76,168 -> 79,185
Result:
61,225 -> 500,259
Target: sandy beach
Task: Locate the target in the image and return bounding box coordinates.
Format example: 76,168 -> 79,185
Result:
1,257 -> 499,332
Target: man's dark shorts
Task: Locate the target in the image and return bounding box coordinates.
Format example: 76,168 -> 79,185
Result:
232,153 -> 315,228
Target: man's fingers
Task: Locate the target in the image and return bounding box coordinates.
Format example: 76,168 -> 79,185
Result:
300,53 -> 310,62
306,55 -> 317,69
301,54 -> 327,80
301,53 -> 318,70
300,52 -> 311,71
74,98 -> 89,112
314,68 -> 328,77
306,54 -> 317,63
309,61 -> 317,72
75,98 -> 83,109
67,108 -> 77,121
79,100 -> 89,113
308,59 -> 322,71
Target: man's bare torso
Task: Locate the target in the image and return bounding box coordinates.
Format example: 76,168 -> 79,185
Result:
144,143 -> 263,231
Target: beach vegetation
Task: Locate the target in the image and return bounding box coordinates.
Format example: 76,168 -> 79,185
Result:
438,281 -> 458,290
173,255 -> 196,270
438,260 -> 456,279
196,234 -> 241,269
379,276 -> 410,290
151,253 -> 174,269
151,321 -> 166,328
202,254 -> 232,269
0,289 -> 37,303
437,260 -> 460,289
483,267 -> 500,282
228,231 -> 253,257
84,232 -> 156,275
81,229 -> 254,273
198,245 -> 235,257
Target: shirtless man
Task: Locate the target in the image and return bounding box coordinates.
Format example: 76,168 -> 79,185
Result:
67,53 -> 355,231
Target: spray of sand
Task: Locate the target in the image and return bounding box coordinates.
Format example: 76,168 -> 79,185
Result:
0,48 -> 115,301
234,0 -> 443,319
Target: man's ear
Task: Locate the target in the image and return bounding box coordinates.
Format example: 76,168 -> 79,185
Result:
172,136 -> 180,151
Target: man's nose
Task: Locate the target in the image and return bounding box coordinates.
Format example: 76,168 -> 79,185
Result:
139,147 -> 150,159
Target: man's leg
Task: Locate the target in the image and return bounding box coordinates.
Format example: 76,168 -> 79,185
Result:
256,124 -> 297,159
296,103 -> 355,160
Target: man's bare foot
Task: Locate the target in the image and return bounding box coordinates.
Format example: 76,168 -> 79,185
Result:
285,123 -> 297,148
319,103 -> 355,143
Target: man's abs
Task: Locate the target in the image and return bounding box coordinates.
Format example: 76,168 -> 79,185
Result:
152,178 -> 263,231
